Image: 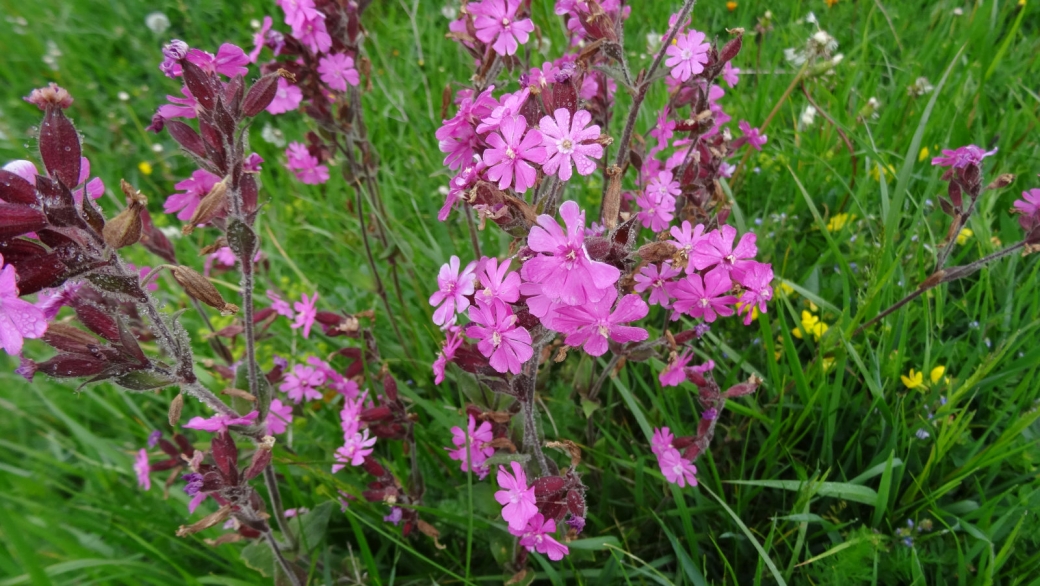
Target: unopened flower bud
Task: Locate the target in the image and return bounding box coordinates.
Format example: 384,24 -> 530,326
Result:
102,180 -> 148,249
168,393 -> 184,427
170,265 -> 239,315
162,39 -> 189,60
602,165 -> 623,230
183,176 -> 229,235
984,173 -> 1015,192
24,83 -> 74,110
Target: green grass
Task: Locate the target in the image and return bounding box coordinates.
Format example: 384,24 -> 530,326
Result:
2,0 -> 1040,584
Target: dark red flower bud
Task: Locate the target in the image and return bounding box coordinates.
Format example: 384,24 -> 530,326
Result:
533,476 -> 566,497
145,113 -> 165,133
362,487 -> 386,502
370,423 -> 405,439
719,33 -> 743,64
362,457 -> 386,477
566,489 -> 586,518
244,446 -> 272,481
241,174 -> 259,214
159,438 -> 180,458
41,322 -> 96,354
0,170 -> 38,205
36,354 -> 108,378
382,374 -> 398,402
538,501 -> 567,521
681,444 -> 703,461
210,430 -> 239,486
165,120 -> 207,160
11,252 -> 67,295
723,375 -> 762,399
360,406 -> 393,423
174,433 -> 194,455
38,107 -> 82,188
181,60 -> 218,111
0,204 -> 48,239
243,71 -> 283,118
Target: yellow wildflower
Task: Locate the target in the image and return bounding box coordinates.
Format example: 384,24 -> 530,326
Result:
827,213 -> 854,232
138,161 -> 153,175
825,0 -> 839,6
901,369 -> 924,389
798,310 -> 828,341
870,163 -> 896,181
930,366 -> 946,384
779,282 -> 795,295
808,301 -> 819,312
956,228 -> 973,245
918,146 -> 930,162
726,1 -> 737,10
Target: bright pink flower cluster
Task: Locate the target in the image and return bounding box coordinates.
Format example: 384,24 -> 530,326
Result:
494,462 -> 570,560
445,415 -> 495,478
652,427 -> 698,488
333,391 -> 377,472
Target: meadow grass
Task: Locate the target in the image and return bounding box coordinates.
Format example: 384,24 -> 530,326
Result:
1,0 -> 1040,584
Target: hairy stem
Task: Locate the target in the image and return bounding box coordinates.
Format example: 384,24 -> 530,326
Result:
263,526 -> 301,586
264,465 -> 297,551
519,346 -> 550,476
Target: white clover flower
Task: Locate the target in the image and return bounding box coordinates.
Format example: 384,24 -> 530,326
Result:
908,76 -> 934,97
145,12 -> 171,34
800,105 -> 817,127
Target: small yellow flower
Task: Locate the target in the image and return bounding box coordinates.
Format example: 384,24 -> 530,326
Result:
799,310 -> 828,341
956,228 -> 973,245
929,366 -> 946,384
827,213 -> 854,232
792,327 -> 803,339
901,369 -> 924,389
825,0 -> 839,6
808,301 -> 819,312
779,282 -> 795,295
918,146 -> 930,162
138,161 -> 153,175
1019,0 -> 1025,6
870,163 -> 896,181
726,1 -> 738,10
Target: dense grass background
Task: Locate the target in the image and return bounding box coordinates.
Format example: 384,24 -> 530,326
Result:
2,0 -> 1040,583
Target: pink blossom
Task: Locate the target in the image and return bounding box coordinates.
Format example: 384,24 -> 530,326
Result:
35,283 -> 80,321
164,169 -> 221,221
734,261 -> 773,325
159,39 -> 188,78
333,429 -> 377,472
185,44 -> 250,78
183,410 -> 259,433
539,109 -> 603,181
266,290 -> 295,318
384,507 -> 403,525
267,398 -> 294,435
555,289 -> 649,356
738,120 -> 768,151
689,225 -> 758,279
518,281 -> 564,331
283,507 -> 309,518
134,449 -> 151,491
292,292 -> 318,338
244,153 -> 264,173
2,160 -> 37,184
267,78 -> 303,115
249,16 -> 274,62
665,30 -> 710,82
340,391 -> 367,437
292,8 -> 332,54
440,158 -> 485,221
433,327 -> 464,385
649,108 -> 676,155
476,257 -> 521,307
430,256 -> 477,326
465,301 -> 533,374
284,142 -> 330,184
669,221 -> 708,272
472,0 -> 535,56
635,187 -> 676,232
0,254 -> 48,356
73,158 -> 104,204
658,448 -> 697,487
634,262 -> 680,307
521,201 -> 620,305
510,513 -> 570,561
494,461 -> 538,531
477,88 -> 530,134
659,350 -> 693,387
721,61 -> 741,87
446,415 -> 495,478
318,53 -> 361,91
307,357 -> 359,398
157,86 -> 199,120
1014,188 -> 1040,231
279,364 -> 326,403
931,145 -> 998,169
437,88 -> 498,170
484,115 -> 546,193
651,427 -> 675,456
668,269 -> 738,323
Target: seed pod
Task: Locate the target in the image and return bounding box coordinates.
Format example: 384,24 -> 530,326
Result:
103,203 -> 144,248
183,176 -> 229,235
170,265 -> 239,315
984,173 -> 1015,192
168,393 -> 184,427
602,165 -> 622,230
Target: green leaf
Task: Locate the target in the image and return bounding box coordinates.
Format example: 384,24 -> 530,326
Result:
727,479 -> 879,506
580,397 -> 599,419
291,501 -> 333,554
240,540 -> 274,578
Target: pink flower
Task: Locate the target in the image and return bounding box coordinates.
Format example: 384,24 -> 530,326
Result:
635,187 -> 676,232
280,364 -> 326,403
658,448 -> 697,487
340,391 -> 367,437
185,44 -> 250,77
477,88 -> 530,134
555,289 -> 649,356
2,160 -> 37,184
292,292 -> 319,338
539,109 -> 603,181
1014,188 -> 1040,231
267,398 -> 294,435
285,142 -> 330,185
476,257 -> 521,307
931,145 -> 997,169
183,410 -> 260,433
333,429 -> 377,472
465,301 -> 533,374
649,108 -> 676,155
433,327 -> 464,385
509,513 -> 570,561
472,0 -> 535,56
267,78 -> 303,115
689,225 -> 758,279
134,448 -> 151,491
659,350 -> 693,387
670,221 -> 707,272
494,461 -> 538,531
384,507 -> 403,525
651,427 -> 675,456
164,169 -> 221,221
738,121 -> 768,151
721,61 -> 740,87
446,415 -> 495,478
518,281 -> 564,331
35,283 -> 80,321
307,357 -> 358,398
634,262 -> 680,307
249,16 -> 274,62
430,256 -> 477,327
440,158 -> 485,221
668,269 -> 738,323
734,261 -> 773,325
665,30 -> 710,82
0,255 -> 48,356
484,115 -> 546,193
286,5 -> 332,54
156,86 -> 199,121
521,201 -> 620,306
318,53 -> 360,91
266,290 -> 295,318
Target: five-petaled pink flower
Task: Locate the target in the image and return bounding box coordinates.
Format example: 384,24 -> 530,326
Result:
555,288 -> 650,356
318,53 -> 361,91
1014,188 -> 1040,231
267,77 -> 303,115
669,221 -> 707,272
668,269 -> 738,323
722,61 -> 741,87
476,257 -> 521,307
430,255 -> 477,327
471,0 -> 535,56
635,187 -> 676,232
333,429 -> 377,472
734,261 -> 774,325
465,301 -> 533,374
689,225 -> 758,279
665,30 -> 710,82
134,448 -> 151,491
494,461 -> 538,531
292,292 -> 319,338
659,350 -> 693,387
266,290 -> 295,318
539,109 -> 603,181
484,115 -> 546,193
0,254 -> 48,356
634,262 -> 680,307
433,327 -> 464,385
185,44 -> 250,78
658,448 -> 698,487
285,142 -> 330,185
651,427 -> 675,456
738,121 -> 768,151
280,363 -> 326,403
446,415 -> 495,478
164,169 -> 221,221
183,410 -> 259,433
267,398 -> 294,435
509,513 -> 570,561
931,144 -> 998,169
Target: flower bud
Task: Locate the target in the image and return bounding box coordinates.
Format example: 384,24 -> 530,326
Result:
183,176 -> 229,235
984,173 -> 1015,192
168,393 -> 184,427
602,165 -> 622,230
102,181 -> 147,249
24,83 -> 74,111
170,265 -> 239,315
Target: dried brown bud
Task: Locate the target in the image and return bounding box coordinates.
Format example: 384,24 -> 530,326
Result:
199,237 -> 229,256
637,241 -> 679,262
183,176 -> 229,235
103,187 -> 146,249
602,165 -> 623,230
168,393 -> 184,427
221,388 -> 257,402
417,520 -> 446,550
170,265 -> 239,315
984,173 -> 1015,192
176,505 -> 232,537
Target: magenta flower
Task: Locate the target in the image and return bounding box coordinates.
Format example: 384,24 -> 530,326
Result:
1014,188 -> 1040,231
284,142 -> 330,185
735,261 -> 774,325
266,290 -> 295,318
509,513 -> 570,561
183,410 -> 259,433
290,7 -> 332,54
280,363 -> 326,403
518,281 -> 564,331
333,429 -> 377,472
472,0 -> 535,56
670,221 -> 707,272
634,262 -> 680,307
659,350 -> 693,387
522,201 -> 620,306
340,391 -> 367,437
267,78 -> 303,115
0,255 -> 48,355
35,283 -> 80,321
689,225 -> 758,278
668,269 -> 738,323
430,256 -> 477,327
292,292 -> 318,338
134,449 -> 151,491
465,301 -> 533,374
648,107 -> 676,155
484,115 -> 546,193
318,53 -> 361,91
157,86 -> 199,120
477,87 -> 530,134
651,427 -> 675,456
738,121 -> 768,151
539,109 -> 603,181
164,168 -> 221,222
433,327 -> 463,385
665,30 -> 710,82
446,415 -> 495,478
185,44 -> 250,78
249,16 -> 273,62
635,188 -> 676,232
495,461 -> 538,531
267,398 -> 294,435
722,61 -> 741,87
384,507 -> 403,525
931,144 -> 998,169
2,160 -> 37,184
437,119 -> 478,171
476,257 -> 521,307
555,289 -> 649,356
658,448 -> 697,487
440,157 -> 485,221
